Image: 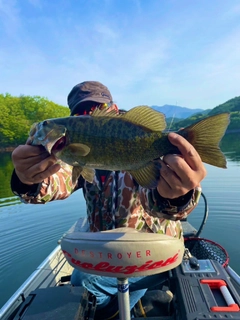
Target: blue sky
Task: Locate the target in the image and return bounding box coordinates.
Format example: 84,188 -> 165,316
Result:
1,0 -> 240,110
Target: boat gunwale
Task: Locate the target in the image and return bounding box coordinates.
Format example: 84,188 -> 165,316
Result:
0,245 -> 64,319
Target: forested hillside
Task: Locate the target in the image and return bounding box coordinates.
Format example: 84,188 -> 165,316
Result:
0,94 -> 69,148
208,96 -> 240,115
169,96 -> 240,131
0,93 -> 240,149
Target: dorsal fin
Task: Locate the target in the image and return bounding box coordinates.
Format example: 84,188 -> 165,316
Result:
121,106 -> 166,131
91,108 -> 119,118
91,105 -> 166,132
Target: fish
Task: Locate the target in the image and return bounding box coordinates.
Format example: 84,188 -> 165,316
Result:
28,106 -> 230,188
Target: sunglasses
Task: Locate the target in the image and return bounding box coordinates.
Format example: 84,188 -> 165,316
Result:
74,103 -> 109,116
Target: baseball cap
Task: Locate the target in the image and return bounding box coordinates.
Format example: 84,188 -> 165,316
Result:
68,81 -> 113,115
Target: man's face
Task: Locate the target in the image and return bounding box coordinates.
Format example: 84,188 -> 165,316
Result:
74,102 -> 118,116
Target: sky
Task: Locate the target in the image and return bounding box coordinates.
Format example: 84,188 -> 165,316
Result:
1,0 -> 240,111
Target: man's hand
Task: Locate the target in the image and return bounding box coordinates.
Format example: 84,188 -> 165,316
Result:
11,145 -> 61,185
157,132 -> 207,199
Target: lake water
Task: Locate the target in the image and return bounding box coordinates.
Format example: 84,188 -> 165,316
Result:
0,133 -> 240,308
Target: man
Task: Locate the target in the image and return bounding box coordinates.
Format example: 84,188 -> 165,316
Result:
11,81 -> 206,318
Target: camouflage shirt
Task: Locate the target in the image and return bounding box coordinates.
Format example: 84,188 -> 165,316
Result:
11,162 -> 201,239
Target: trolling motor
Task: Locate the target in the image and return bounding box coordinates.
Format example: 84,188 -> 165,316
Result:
61,227 -> 184,320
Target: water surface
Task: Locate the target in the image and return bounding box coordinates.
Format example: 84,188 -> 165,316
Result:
0,133 -> 240,308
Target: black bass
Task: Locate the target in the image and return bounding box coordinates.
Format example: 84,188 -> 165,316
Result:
28,106 -> 230,188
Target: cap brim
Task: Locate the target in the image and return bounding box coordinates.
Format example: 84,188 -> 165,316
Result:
70,96 -> 111,115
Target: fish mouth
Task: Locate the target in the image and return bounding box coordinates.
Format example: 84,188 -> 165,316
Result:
51,136 -> 67,154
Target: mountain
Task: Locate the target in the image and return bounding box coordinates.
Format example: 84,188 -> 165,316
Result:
167,96 -> 240,131
208,96 -> 240,116
151,104 -> 204,119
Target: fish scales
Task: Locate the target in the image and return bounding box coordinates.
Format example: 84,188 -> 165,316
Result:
63,116 -> 163,169
29,106 -> 230,188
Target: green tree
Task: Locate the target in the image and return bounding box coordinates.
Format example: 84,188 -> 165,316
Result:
0,93 -> 69,148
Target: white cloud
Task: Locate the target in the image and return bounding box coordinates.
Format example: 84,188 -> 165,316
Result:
224,3 -> 240,18
0,0 -> 21,36
27,0 -> 42,9
95,24 -> 119,40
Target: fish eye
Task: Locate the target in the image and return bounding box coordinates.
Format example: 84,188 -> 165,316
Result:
43,120 -> 49,126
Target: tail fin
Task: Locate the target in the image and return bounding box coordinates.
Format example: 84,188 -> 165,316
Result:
180,113 -> 230,168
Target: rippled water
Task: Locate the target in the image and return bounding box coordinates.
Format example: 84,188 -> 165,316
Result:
0,190 -> 85,308
187,161 -> 240,271
0,155 -> 240,309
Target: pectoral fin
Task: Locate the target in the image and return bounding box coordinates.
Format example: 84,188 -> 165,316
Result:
72,167 -> 83,185
72,166 -> 95,184
68,143 -> 90,156
129,161 -> 161,189
81,167 -> 95,183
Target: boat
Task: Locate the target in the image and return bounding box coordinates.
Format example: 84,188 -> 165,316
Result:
0,193 -> 240,320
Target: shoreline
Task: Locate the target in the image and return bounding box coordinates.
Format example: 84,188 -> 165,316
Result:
1,130 -> 239,154
0,147 -> 15,153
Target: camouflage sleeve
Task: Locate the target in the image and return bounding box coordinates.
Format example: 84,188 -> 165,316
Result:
139,186 -> 202,221
11,162 -> 78,204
